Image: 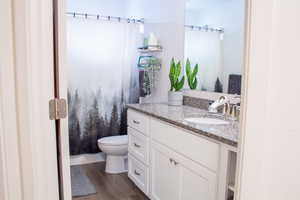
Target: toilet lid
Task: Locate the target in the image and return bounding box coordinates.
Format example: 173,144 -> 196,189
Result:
98,135 -> 128,146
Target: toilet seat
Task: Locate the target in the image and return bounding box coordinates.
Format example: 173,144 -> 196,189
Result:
98,135 -> 128,146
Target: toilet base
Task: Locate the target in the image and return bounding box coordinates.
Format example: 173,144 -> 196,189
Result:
105,155 -> 128,174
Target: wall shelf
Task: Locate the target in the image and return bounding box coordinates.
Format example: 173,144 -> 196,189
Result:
138,45 -> 163,53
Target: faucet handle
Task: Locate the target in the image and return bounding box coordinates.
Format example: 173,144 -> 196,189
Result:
223,103 -> 230,115
230,105 -> 240,120
230,105 -> 237,118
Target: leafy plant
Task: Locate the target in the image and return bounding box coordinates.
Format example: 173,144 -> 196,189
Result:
169,58 -> 185,92
185,58 -> 198,90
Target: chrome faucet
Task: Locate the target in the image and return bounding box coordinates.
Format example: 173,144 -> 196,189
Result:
208,96 -> 229,113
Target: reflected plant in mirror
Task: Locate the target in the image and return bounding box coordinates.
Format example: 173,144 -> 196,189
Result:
185,58 -> 198,90
185,0 -> 245,95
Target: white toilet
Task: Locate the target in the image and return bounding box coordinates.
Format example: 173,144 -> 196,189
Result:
97,135 -> 128,174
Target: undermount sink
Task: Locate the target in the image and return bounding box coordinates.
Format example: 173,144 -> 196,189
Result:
184,117 -> 230,125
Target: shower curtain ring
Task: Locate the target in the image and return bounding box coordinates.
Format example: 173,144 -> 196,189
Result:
127,18 -> 130,23
118,17 -> 121,22
108,16 -> 111,21
85,13 -> 88,18
97,15 -> 100,20
73,12 -> 76,18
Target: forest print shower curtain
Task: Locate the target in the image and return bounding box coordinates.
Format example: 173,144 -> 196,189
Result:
67,17 -> 141,155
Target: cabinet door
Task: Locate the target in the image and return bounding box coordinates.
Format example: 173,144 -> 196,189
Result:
179,162 -> 217,200
150,143 -> 180,200
151,141 -> 217,200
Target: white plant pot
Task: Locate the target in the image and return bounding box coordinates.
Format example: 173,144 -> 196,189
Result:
168,91 -> 183,106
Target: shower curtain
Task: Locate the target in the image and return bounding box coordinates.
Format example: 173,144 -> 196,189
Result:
67,17 -> 142,155
184,29 -> 222,92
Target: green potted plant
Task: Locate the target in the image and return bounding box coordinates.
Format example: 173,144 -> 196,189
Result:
168,58 -> 185,106
185,58 -> 198,90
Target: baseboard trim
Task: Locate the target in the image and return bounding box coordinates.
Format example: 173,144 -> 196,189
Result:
70,152 -> 106,166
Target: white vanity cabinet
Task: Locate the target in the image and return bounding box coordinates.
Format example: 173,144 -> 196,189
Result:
127,108 -> 236,200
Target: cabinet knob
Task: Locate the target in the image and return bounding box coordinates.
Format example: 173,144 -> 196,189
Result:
173,160 -> 179,165
169,158 -> 179,165
134,143 -> 141,148
133,120 -> 140,124
134,170 -> 141,176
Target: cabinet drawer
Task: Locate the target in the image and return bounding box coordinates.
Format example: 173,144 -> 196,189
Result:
128,154 -> 149,195
128,109 -> 149,135
151,118 -> 220,172
128,127 -> 149,165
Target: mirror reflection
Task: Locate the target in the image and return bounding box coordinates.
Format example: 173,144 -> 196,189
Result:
184,0 -> 245,94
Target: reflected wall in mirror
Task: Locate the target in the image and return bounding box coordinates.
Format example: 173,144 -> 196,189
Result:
185,0 -> 245,95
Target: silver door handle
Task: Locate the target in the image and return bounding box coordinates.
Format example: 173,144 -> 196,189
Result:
134,143 -> 141,148
134,170 -> 141,176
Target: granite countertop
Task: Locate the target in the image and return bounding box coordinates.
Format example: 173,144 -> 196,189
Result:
127,103 -> 239,147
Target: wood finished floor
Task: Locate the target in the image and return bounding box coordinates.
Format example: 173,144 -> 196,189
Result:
73,163 -> 149,200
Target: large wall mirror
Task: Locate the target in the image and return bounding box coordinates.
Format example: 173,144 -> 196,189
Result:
184,0 -> 246,95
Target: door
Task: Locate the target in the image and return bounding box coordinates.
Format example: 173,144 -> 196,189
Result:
151,142 -> 180,200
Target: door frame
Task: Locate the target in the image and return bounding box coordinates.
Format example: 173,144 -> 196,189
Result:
235,0 -> 279,199
53,0 -> 72,199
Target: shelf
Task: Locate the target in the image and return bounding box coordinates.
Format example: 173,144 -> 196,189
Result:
138,45 -> 162,53
138,49 -> 162,53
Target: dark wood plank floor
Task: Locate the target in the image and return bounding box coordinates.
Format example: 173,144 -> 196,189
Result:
73,163 -> 149,200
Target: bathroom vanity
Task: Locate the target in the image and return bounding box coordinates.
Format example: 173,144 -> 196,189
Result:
127,103 -> 238,200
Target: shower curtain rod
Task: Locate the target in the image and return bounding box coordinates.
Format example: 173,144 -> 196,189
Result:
185,25 -> 224,33
66,12 -> 144,24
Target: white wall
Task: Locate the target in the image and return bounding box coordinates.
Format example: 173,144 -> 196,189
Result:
238,0 -> 300,200
67,0 -> 128,17
221,0 -> 245,92
128,0 -> 186,103
185,0 -> 245,92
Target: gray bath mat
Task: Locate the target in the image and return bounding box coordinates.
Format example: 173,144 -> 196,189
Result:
71,165 -> 96,197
